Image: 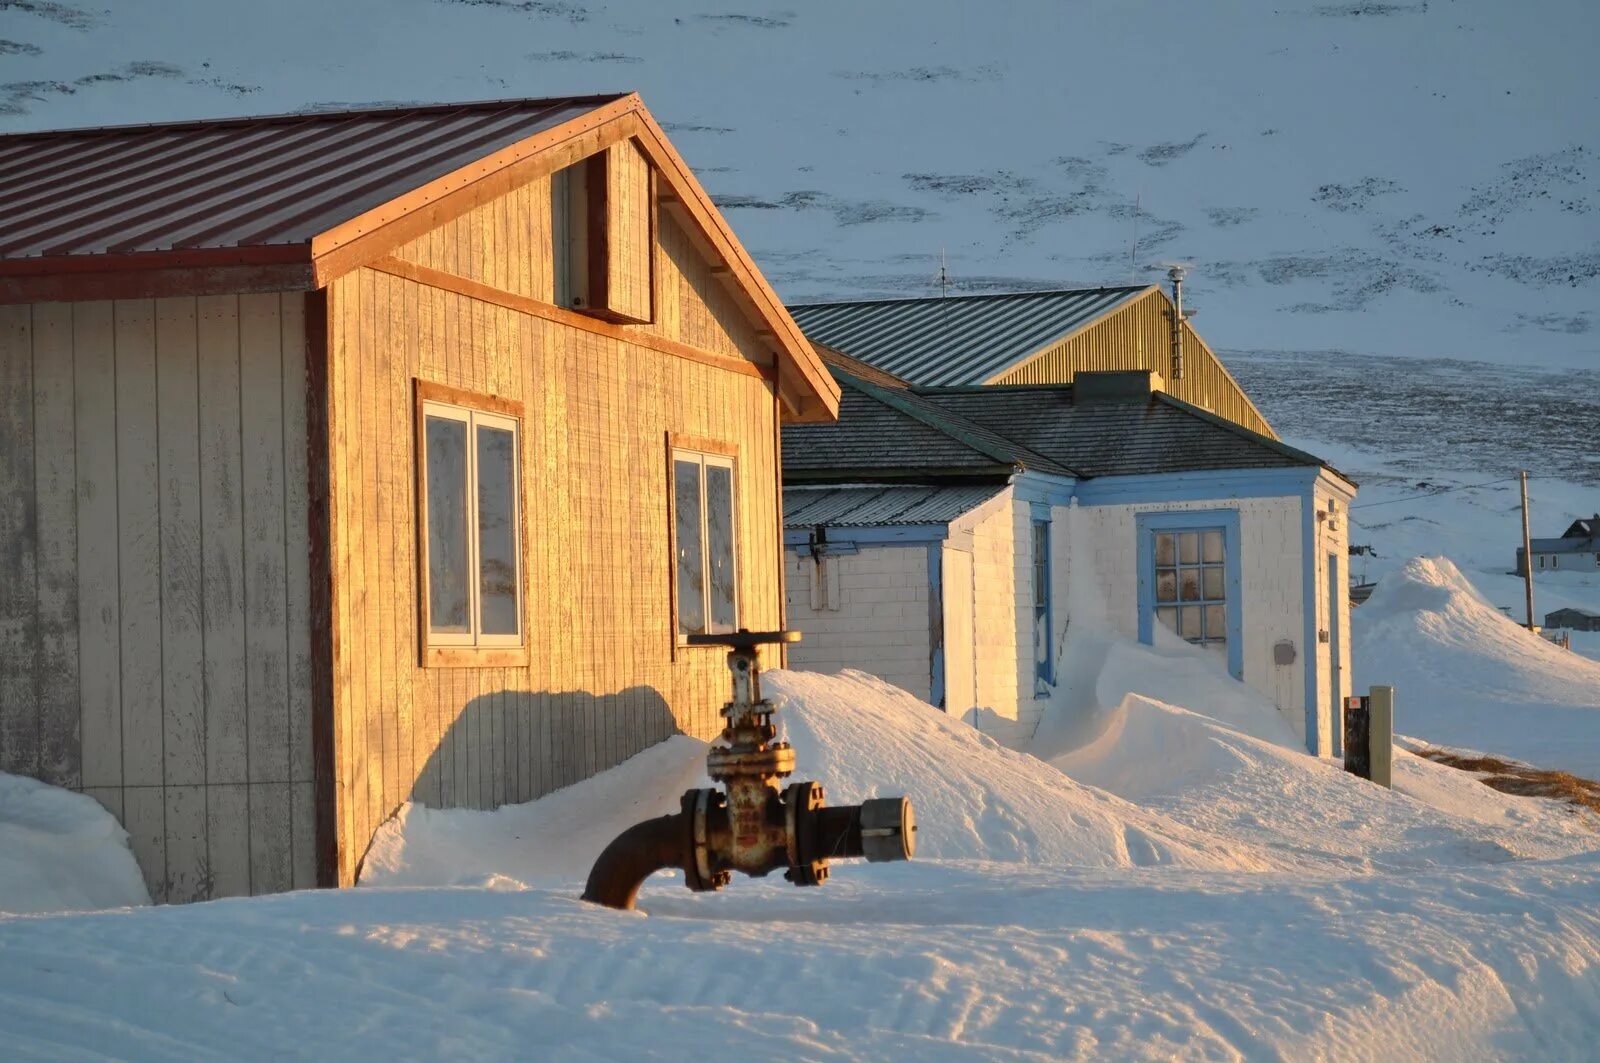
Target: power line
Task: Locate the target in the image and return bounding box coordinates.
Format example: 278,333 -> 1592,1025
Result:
1350,476 -> 1520,511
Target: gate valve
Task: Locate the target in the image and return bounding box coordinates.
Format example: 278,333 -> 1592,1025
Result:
581,630 -> 916,909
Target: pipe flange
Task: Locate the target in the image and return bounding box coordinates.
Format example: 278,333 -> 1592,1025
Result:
682,787 -> 725,892
783,780 -> 829,887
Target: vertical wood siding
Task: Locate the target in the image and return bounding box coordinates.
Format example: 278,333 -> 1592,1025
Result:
327,186 -> 782,886
0,294 -> 315,903
993,290 -> 1276,438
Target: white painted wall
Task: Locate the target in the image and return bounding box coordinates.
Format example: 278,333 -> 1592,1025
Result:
785,544 -> 932,702
1073,494 -> 1310,740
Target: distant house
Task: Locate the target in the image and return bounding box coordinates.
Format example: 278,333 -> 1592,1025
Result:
789,284 -> 1276,437
1545,608 -> 1600,633
1516,513 -> 1600,574
0,95 -> 838,902
782,357 -> 1357,757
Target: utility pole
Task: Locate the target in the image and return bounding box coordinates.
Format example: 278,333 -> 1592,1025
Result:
1520,469 -> 1536,630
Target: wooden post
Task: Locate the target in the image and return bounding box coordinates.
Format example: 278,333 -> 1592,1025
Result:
1368,685 -> 1394,789
1343,695 -> 1370,780
1520,470 -> 1536,630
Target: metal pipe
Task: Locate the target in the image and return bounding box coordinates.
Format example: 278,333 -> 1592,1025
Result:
580,809 -> 692,911
580,631 -> 915,911
1168,265 -> 1186,381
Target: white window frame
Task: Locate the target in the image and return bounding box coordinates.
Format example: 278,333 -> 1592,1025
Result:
420,398 -> 524,652
672,447 -> 739,642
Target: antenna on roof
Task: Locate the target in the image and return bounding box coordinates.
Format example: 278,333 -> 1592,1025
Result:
937,248 -> 950,299
1129,191 -> 1140,281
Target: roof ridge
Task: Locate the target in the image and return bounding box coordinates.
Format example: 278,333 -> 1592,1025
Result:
0,93 -> 633,141
836,370 -> 1080,478
791,284 -> 1153,310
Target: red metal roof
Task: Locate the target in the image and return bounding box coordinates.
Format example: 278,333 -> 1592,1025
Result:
0,95 -> 627,263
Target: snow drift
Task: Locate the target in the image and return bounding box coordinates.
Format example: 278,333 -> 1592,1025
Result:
365,668 -> 1269,889
0,773 -> 149,915
1354,556 -> 1600,777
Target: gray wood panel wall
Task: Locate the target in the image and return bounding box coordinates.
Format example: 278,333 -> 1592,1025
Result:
0,294 -> 316,903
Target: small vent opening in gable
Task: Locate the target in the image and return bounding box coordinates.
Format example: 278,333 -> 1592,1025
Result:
551,140 -> 655,324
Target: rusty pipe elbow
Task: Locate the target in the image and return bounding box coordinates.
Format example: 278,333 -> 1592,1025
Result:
580,810 -> 691,911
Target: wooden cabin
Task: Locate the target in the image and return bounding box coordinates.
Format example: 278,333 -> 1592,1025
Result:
790,286 -> 1276,437
0,94 -> 839,902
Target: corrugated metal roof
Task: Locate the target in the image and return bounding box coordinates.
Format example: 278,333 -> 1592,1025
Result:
0,95 -> 625,261
784,483 -> 1004,528
789,287 -> 1151,386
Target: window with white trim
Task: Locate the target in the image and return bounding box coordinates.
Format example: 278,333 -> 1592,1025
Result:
420,399 -> 522,648
673,449 -> 738,638
1153,527 -> 1228,660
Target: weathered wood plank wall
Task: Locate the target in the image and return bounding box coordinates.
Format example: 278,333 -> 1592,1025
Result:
994,289 -> 1276,438
325,170 -> 782,885
0,294 -> 316,903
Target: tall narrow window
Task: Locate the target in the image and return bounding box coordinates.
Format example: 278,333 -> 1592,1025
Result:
418,389 -> 523,656
1153,528 -> 1228,660
1032,515 -> 1053,691
672,448 -> 738,638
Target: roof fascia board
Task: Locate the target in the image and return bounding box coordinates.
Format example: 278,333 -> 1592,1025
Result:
979,285 -> 1158,384
307,94 -> 638,285
0,261 -> 314,304
1073,466 -> 1320,506
783,466 -> 1016,483
783,526 -> 949,546
1009,470 -> 1077,507
626,105 -> 839,421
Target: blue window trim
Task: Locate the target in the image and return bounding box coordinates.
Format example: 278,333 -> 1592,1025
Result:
1136,509 -> 1244,680
1031,502 -> 1054,693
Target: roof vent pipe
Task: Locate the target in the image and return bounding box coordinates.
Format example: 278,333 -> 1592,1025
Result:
1167,265 -> 1187,381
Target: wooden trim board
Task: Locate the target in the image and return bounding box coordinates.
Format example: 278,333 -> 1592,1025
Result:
370,255 -> 763,382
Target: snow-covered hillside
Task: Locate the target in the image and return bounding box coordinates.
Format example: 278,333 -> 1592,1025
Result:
2,0 -> 1595,370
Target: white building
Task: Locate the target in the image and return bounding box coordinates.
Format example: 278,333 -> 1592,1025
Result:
782,364 -> 1357,757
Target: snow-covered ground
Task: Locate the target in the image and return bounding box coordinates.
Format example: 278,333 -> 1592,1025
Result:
4,654 -> 1598,1058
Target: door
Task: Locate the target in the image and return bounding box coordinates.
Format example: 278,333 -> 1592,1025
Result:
1328,552 -> 1343,757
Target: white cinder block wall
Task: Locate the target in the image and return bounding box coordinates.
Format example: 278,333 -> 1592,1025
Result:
948,490 -> 1039,747
785,545 -> 932,702
1076,495 -> 1309,739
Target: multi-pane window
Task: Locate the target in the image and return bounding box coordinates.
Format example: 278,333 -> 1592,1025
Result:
420,398 -> 522,649
673,449 -> 738,638
1153,528 -> 1228,659
1032,516 -> 1052,689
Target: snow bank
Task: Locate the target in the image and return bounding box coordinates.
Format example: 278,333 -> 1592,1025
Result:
767,668 -> 1263,870
0,773 -> 149,915
1354,556 -> 1600,777
362,735 -> 708,888
365,668 -> 1269,889
1054,694 -> 1597,870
